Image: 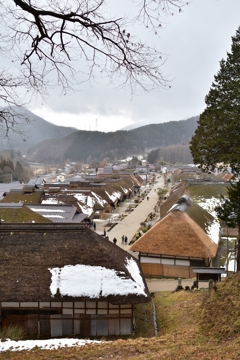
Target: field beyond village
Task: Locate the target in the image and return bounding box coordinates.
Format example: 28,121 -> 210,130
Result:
1,273 -> 240,359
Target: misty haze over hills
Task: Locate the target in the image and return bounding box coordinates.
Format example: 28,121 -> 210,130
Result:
120,116 -> 197,131
0,107 -> 199,163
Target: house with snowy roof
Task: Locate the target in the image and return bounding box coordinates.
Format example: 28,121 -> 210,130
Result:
56,173 -> 66,183
26,204 -> 89,224
129,195 -> 218,278
41,188 -> 109,219
0,185 -> 43,204
42,177 -> 136,218
0,223 -> 150,338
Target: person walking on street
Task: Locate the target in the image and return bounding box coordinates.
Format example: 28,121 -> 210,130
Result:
113,237 -> 117,245
124,236 -> 128,245
93,222 -> 96,231
122,235 -> 125,244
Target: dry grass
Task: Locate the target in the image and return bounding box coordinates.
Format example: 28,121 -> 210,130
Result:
0,325 -> 26,342
1,275 -> 240,359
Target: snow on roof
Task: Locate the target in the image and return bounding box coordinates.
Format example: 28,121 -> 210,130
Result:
91,191 -> 108,207
74,193 -> 87,203
196,197 -> 222,244
43,215 -> 65,218
74,191 -> 107,210
105,190 -> 121,202
42,198 -> 64,204
41,191 -> 107,217
120,186 -> 129,194
49,258 -> 148,298
30,208 -> 65,213
77,203 -> 92,216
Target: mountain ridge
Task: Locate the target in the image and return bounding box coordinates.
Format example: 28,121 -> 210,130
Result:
0,107 -> 199,162
27,116 -> 199,163
0,107 -> 77,153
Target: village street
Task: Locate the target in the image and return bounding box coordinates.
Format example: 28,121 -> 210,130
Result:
94,175 -> 208,292
95,175 -> 164,255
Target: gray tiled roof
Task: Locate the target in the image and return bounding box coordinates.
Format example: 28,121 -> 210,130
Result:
26,204 -> 88,223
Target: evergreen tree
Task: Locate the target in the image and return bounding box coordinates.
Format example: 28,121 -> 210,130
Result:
190,27 -> 240,173
215,182 -> 240,271
190,27 -> 240,270
147,149 -> 160,163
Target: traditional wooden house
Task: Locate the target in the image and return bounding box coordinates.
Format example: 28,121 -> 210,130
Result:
41,187 -> 109,219
0,203 -> 51,223
129,196 -> 218,278
0,223 -> 150,337
26,204 -> 89,224
0,186 -> 43,204
56,173 -> 66,183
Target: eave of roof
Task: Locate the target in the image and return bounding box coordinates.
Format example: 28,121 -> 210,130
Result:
0,224 -> 150,304
129,211 -> 218,258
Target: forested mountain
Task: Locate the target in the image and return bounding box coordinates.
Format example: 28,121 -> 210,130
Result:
147,144 -> 193,164
129,116 -> 199,148
0,107 -> 76,153
27,130 -> 146,163
27,116 -> 199,163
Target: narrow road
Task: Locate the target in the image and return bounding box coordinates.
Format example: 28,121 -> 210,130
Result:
94,176 -> 206,292
95,176 -> 164,257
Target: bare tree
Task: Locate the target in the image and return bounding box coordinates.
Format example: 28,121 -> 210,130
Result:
0,0 -> 189,136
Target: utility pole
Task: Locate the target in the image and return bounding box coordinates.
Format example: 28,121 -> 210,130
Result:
146,164 -> 149,185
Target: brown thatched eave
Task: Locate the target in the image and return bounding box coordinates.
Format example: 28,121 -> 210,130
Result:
0,223 -> 150,305
130,211 -> 218,259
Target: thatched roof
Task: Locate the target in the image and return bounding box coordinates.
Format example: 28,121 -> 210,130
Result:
0,189 -> 43,204
160,181 -> 189,219
0,204 -> 51,223
0,223 -> 150,305
132,173 -> 144,185
130,210 -> 218,259
161,185 -> 218,235
172,196 -> 215,233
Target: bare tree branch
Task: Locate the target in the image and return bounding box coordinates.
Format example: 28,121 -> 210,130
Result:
0,0 -> 189,136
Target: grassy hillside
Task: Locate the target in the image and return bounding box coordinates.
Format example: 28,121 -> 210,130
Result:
2,273 -> 240,359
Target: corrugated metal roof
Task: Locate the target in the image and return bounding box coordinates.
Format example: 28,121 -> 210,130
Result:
26,204 -> 87,223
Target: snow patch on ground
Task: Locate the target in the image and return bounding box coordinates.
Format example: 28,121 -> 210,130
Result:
0,338 -> 102,352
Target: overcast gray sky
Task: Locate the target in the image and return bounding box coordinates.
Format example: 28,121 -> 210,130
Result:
31,0 -> 240,132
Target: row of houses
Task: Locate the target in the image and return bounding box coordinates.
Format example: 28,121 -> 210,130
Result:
0,165 -> 234,338
128,166 -> 237,279
0,173 -> 144,223
0,172 -> 152,337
